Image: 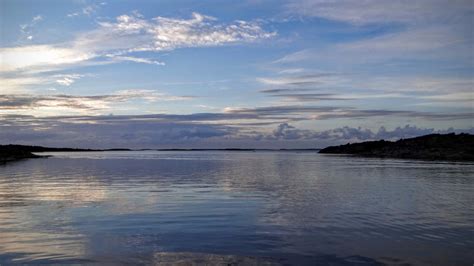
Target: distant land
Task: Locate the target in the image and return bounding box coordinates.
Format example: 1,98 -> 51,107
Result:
2,133 -> 473,163
319,133 -> 474,161
0,145 -> 321,164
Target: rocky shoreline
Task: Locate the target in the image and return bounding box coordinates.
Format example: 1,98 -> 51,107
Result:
0,144 -> 98,164
0,147 -> 43,164
319,133 -> 474,161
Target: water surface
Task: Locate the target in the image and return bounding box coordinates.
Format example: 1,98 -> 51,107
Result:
1,151 -> 473,265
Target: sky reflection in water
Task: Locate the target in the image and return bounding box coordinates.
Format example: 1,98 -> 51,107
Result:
0,151 -> 473,265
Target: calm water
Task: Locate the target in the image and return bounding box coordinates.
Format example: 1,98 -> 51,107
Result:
0,151 -> 473,265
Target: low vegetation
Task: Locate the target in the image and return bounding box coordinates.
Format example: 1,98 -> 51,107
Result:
319,133 -> 474,161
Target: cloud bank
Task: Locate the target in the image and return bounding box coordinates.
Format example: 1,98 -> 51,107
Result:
1,111 -> 472,149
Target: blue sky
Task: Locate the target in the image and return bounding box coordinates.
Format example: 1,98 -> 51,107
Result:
1,0 -> 473,148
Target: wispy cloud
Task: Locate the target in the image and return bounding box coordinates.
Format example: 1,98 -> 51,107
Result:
67,2 -> 106,17
2,99 -> 470,129
55,74 -> 84,86
260,88 -> 313,94
19,14 -> 43,41
258,73 -> 337,86
266,93 -> 352,102
258,70 -> 474,108
256,71 -> 411,102
0,73 -> 88,93
421,92 -> 474,102
105,55 -> 165,66
275,25 -> 471,65
277,68 -> 306,75
0,90 -> 195,115
339,26 -> 467,56
285,0 -> 473,25
223,105 -> 473,122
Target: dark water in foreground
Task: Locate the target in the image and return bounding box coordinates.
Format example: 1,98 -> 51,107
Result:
0,151 -> 473,265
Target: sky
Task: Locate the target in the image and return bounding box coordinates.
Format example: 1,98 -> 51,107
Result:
0,0 -> 473,148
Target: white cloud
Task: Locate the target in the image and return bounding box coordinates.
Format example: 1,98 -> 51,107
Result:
55,74 -> 84,86
67,12 -> 80,18
278,68 -> 305,74
32,15 -> 43,22
76,12 -> 276,54
0,45 -> 93,72
2,12 -> 275,74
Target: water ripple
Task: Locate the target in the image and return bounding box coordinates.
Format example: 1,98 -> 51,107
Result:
0,151 -> 473,265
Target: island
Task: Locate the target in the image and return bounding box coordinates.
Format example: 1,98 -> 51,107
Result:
319,133 -> 474,161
